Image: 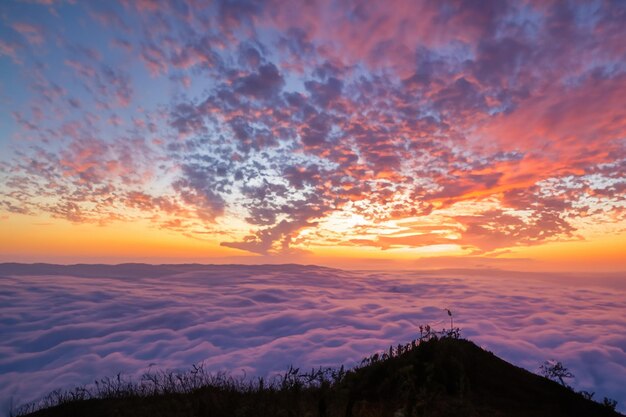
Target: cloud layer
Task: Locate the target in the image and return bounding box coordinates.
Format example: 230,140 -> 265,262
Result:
1,1 -> 625,257
1,264 -> 625,413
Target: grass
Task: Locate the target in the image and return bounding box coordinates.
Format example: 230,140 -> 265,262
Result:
14,329 -> 623,417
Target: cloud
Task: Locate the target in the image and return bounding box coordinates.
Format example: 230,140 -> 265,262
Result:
305,76 -> 343,108
11,22 -> 45,46
234,63 -> 285,98
173,162 -> 228,222
1,0 -> 625,255
0,265 -> 625,414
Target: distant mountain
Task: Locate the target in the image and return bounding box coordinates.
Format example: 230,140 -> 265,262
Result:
18,336 -> 622,417
0,262 -> 337,278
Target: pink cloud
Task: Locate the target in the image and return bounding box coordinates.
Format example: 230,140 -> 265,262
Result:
1,0 -> 625,255
1,265 -> 624,413
11,22 -> 45,46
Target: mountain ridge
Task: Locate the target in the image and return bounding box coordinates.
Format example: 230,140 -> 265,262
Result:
16,336 -> 622,417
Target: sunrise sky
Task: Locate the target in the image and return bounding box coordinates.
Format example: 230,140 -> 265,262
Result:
1,0 -> 625,271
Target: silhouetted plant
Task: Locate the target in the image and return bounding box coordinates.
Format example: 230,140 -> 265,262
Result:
539,360 -> 574,388
602,397 -> 618,411
444,327 -> 461,339
579,390 -> 595,400
537,362 -> 621,412
13,333 -> 619,417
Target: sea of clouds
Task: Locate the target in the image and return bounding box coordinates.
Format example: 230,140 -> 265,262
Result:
1,264 -> 625,414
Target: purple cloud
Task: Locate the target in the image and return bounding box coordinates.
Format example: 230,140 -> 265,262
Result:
1,0 -> 625,255
1,265 -> 625,414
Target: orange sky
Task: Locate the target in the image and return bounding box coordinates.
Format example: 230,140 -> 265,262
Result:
2,212 -> 624,272
1,1 -> 625,271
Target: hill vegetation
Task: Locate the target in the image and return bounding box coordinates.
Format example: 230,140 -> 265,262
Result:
15,330 -> 622,417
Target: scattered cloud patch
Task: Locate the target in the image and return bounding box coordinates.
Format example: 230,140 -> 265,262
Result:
1,0 -> 625,255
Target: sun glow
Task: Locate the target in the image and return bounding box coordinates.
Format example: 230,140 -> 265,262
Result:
0,0 -> 624,270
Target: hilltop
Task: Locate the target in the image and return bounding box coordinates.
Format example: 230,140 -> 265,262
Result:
17,335 -> 621,417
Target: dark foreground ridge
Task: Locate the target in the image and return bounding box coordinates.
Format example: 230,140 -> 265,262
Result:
18,336 -> 622,417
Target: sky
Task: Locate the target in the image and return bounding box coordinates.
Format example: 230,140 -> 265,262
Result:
1,0 -> 625,270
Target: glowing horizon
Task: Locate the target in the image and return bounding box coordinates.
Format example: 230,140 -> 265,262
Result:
1,1 -> 625,270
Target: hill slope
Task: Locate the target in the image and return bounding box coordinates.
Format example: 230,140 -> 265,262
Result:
20,337 -> 621,417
